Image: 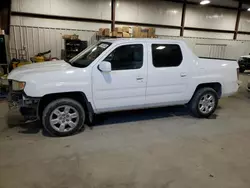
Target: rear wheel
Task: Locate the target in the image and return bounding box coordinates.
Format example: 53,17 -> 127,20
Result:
189,87 -> 218,118
42,98 -> 85,136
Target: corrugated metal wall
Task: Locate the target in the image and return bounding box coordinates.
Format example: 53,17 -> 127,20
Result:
9,25 -> 250,60
9,25 -> 97,60
158,35 -> 250,59
9,0 -> 250,60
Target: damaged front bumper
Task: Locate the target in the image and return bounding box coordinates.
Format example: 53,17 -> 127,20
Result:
8,91 -> 40,120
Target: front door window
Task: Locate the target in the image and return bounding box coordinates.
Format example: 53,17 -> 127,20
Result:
104,44 -> 143,71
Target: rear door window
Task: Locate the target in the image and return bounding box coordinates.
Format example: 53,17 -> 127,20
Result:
152,44 -> 183,68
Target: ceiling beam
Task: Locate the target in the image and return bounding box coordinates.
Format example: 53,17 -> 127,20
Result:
11,11 -> 112,24
180,0 -> 186,36
184,27 -> 235,33
234,2 -> 242,40
111,0 -> 116,32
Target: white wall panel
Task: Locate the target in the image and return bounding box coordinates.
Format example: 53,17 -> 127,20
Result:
12,0 -> 111,20
157,35 -> 250,60
9,25 -> 98,60
237,34 -> 250,41
184,30 -> 234,40
10,15 -> 109,61
188,0 -> 238,8
156,28 -> 180,36
116,0 -> 182,26
11,16 -> 111,31
242,4 -> 250,10
238,11 -> 250,32
185,5 -> 237,31
185,38 -> 250,60
194,44 -> 226,58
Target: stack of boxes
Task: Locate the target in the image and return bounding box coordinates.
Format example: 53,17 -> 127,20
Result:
98,28 -> 110,37
97,26 -> 156,38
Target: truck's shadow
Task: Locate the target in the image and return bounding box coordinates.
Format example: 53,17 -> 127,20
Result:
94,106 -> 189,126
7,105 -> 217,137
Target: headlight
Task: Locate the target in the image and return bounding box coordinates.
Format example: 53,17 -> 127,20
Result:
12,81 -> 26,91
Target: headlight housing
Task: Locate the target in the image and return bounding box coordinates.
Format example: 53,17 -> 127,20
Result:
12,81 -> 26,91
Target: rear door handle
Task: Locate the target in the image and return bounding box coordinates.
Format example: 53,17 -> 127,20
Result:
180,73 -> 187,77
136,77 -> 144,82
136,78 -> 143,80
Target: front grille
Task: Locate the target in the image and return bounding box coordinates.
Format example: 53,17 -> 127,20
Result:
10,92 -> 23,102
8,80 -> 23,109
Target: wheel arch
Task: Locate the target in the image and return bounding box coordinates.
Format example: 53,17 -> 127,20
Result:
38,91 -> 94,122
190,82 -> 222,102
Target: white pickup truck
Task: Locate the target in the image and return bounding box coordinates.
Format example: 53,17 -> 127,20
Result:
8,39 -> 239,136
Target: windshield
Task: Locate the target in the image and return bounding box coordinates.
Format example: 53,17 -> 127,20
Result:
70,42 -> 112,68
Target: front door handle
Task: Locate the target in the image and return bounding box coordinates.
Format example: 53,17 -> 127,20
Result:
180,72 -> 187,77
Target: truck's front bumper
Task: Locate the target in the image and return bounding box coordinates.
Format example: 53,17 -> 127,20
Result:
8,91 -> 40,120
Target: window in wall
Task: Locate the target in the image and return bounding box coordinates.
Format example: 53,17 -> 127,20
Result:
104,44 -> 143,70
152,44 -> 183,67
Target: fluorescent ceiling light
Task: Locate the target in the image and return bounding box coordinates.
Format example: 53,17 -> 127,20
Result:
200,0 -> 210,5
248,8 -> 250,11
156,46 -> 166,50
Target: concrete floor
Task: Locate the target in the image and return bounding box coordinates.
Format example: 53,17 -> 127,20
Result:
0,73 -> 250,188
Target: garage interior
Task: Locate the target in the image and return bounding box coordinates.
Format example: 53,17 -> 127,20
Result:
1,0 -> 250,187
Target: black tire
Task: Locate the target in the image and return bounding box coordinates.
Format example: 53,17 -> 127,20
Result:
189,87 -> 218,118
42,98 -> 85,137
239,68 -> 245,73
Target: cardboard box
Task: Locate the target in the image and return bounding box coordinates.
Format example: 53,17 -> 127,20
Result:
98,28 -> 105,36
62,34 -> 71,39
104,28 -> 110,36
122,32 -> 130,38
140,31 -> 148,38
148,27 -> 156,38
115,27 -> 123,33
122,26 -> 130,33
129,27 -> 133,34
112,31 -> 118,37
133,27 -> 141,38
141,28 -> 149,33
117,32 -> 123,37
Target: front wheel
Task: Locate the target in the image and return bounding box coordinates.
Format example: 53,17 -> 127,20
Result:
42,98 -> 85,136
189,88 -> 218,118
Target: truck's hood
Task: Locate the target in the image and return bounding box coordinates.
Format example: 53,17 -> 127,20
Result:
8,60 -> 73,81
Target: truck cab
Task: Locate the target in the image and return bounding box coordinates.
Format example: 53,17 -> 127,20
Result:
8,39 -> 239,136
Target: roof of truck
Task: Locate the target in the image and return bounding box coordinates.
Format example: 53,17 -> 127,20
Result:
101,38 -> 185,44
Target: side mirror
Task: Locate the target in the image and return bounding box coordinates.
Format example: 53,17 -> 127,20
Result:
98,61 -> 111,72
